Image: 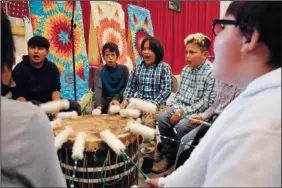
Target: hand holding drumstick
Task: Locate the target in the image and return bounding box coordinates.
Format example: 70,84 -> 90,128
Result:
188,114 -> 212,126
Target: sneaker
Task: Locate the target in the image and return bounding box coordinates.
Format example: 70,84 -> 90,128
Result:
152,159 -> 171,174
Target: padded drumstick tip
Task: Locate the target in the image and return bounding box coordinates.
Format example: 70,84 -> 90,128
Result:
108,105 -> 121,114
50,118 -> 62,129
92,109 -> 101,115
39,99 -> 70,113
57,111 -> 78,119
120,109 -> 140,118
126,121 -> 156,140
129,98 -> 157,114
72,132 -> 86,160
99,129 -> 125,156
54,126 -> 74,151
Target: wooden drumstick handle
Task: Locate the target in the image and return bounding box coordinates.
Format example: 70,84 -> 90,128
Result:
189,117 -> 212,126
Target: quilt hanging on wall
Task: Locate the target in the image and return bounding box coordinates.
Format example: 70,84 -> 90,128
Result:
29,1 -> 89,100
90,1 -> 133,71
127,4 -> 154,66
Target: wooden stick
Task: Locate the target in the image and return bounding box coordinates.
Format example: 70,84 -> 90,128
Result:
189,117 -> 212,126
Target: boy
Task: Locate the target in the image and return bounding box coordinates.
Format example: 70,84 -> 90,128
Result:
12,36 -> 81,117
121,36 -> 173,173
12,36 -> 61,103
146,1 -> 281,187
153,33 -> 218,173
93,42 -> 129,113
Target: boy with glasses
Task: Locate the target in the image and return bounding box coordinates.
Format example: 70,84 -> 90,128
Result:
146,1 -> 281,187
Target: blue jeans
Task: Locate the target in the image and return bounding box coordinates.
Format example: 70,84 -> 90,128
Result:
157,107 -> 195,162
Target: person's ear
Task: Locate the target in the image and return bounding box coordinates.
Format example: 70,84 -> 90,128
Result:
203,51 -> 209,58
241,29 -> 260,53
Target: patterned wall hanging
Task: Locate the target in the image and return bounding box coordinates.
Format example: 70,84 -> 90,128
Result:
90,1 -> 133,71
29,1 -> 89,101
127,4 -> 154,66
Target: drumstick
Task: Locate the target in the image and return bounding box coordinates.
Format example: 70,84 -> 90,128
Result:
128,98 -> 157,114
57,111 -> 78,119
99,130 -> 149,180
39,99 -> 70,113
188,117 -> 212,126
72,132 -> 86,160
99,129 -> 126,156
54,126 -> 74,151
50,118 -> 62,129
126,121 -> 196,148
126,121 -> 156,140
120,109 -> 141,118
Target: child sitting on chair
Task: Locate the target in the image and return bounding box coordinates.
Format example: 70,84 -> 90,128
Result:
93,42 -> 129,113
120,36 -> 173,173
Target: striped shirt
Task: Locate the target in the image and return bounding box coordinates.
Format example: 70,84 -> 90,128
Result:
123,61 -> 172,106
172,60 -> 218,117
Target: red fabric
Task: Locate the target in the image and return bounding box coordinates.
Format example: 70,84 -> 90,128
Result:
117,1 -> 219,74
1,1 -> 30,19
80,1 -> 91,54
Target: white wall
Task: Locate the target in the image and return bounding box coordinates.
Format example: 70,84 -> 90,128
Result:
220,1 -> 232,18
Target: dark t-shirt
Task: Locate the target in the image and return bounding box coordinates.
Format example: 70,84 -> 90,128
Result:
12,56 -> 61,103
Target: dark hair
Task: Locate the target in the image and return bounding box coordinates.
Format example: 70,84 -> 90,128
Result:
141,36 -> 164,64
1,9 -> 15,71
102,42 -> 120,57
226,1 -> 281,69
27,35 -> 50,50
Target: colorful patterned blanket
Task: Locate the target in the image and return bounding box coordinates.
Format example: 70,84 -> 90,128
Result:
90,1 -> 133,71
127,4 -> 154,66
30,1 -> 89,100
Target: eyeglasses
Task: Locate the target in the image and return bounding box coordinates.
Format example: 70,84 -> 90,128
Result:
212,19 -> 239,36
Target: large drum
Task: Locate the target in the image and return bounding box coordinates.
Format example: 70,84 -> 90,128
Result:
53,114 -> 139,188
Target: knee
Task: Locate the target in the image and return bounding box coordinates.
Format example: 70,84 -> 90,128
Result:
176,119 -> 194,138
157,111 -> 172,128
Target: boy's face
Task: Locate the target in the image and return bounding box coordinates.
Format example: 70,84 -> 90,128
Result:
142,41 -> 156,65
185,43 -> 208,68
104,48 -> 118,67
213,15 -> 244,85
28,46 -> 49,64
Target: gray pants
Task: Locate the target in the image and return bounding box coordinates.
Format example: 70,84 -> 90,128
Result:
157,107 -> 195,162
175,124 -> 206,166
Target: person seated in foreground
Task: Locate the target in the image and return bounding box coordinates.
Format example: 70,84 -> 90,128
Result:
174,81 -> 243,170
146,1 -> 281,187
1,9 -> 66,187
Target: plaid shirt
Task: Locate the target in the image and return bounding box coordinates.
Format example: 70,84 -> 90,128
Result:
123,61 -> 172,105
172,60 -> 218,117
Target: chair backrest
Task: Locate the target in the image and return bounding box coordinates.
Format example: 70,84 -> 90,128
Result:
172,75 -> 179,93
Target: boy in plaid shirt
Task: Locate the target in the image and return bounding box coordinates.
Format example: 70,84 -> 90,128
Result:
121,36 -> 173,173
153,33 -> 218,173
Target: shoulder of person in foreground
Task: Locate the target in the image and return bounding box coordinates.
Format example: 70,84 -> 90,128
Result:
1,98 -> 67,187
203,82 -> 281,187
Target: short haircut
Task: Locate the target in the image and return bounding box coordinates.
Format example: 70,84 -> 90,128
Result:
1,9 -> 15,71
226,1 -> 281,69
102,42 -> 120,57
27,35 -> 50,51
184,33 -> 211,52
141,36 -> 164,64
